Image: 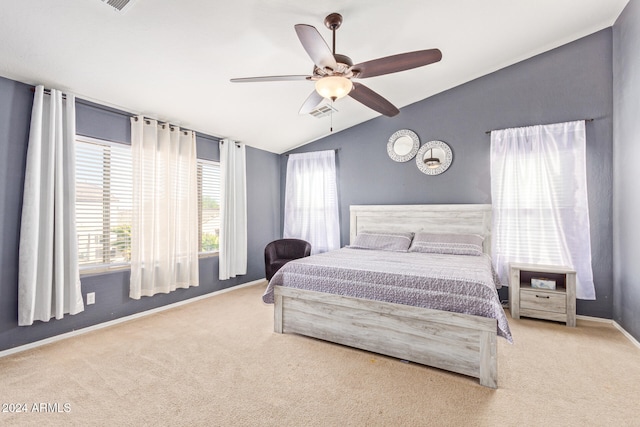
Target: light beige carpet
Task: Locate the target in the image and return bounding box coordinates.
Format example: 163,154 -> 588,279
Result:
1,282 -> 638,427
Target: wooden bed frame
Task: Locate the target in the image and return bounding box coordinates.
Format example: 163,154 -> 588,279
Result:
273,204 -> 499,388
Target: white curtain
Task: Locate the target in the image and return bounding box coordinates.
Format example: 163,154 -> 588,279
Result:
18,85 -> 84,325
129,116 -> 199,299
219,139 -> 247,280
491,120 -> 595,299
284,150 -> 340,254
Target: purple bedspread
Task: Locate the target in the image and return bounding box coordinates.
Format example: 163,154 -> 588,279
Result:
263,247 -> 512,342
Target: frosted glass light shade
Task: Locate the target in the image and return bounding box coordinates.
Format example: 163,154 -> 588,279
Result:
315,76 -> 353,100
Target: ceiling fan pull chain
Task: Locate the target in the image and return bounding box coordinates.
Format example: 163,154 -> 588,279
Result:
330,100 -> 333,132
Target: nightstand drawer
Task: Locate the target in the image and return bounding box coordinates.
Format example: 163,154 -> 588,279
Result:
520,289 -> 566,313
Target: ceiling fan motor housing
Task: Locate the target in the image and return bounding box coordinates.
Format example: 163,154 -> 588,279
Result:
313,53 -> 355,80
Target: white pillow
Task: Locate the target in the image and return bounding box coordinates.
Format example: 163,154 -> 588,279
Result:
350,230 -> 414,252
408,233 -> 484,256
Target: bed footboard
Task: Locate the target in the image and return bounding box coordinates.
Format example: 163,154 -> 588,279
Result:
273,285 -> 497,388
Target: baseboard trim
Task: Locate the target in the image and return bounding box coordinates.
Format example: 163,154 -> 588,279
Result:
612,321 -> 640,350
575,314 -> 612,323
5,285 -> 638,357
0,278 -> 267,359
577,315 -> 640,350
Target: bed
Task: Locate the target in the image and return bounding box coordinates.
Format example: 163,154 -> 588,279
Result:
263,204 -> 510,388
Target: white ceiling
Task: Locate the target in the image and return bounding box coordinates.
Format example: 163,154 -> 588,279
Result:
0,0 -> 629,154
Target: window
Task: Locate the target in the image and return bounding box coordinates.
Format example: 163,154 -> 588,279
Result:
283,150 -> 340,254
198,159 -> 221,254
490,121 -> 595,299
75,136 -> 221,272
75,136 -> 132,271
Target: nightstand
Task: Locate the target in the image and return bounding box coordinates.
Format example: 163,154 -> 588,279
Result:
509,263 -> 576,327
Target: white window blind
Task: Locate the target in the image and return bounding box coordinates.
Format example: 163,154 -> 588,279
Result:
198,159 -> 221,253
75,136 -> 220,270
75,136 -> 132,271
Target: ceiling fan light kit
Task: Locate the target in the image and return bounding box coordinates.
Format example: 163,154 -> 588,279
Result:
231,12 -> 442,119
315,76 -> 353,101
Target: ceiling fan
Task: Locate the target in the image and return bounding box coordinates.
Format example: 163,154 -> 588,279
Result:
230,13 -> 442,117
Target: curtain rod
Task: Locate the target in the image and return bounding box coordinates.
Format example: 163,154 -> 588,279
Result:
132,116 -> 221,142
285,148 -> 340,156
31,86 -> 222,142
132,115 -> 199,136
484,118 -> 594,135
31,86 -> 68,100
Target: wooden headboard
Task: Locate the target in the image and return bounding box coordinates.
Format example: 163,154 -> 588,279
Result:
349,204 -> 492,254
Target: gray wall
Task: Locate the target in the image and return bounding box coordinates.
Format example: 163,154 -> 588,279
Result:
0,77 -> 281,352
613,0 -> 640,341
284,29 -> 614,319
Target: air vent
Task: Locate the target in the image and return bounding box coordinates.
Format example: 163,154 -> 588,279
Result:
100,0 -> 135,12
308,104 -> 338,118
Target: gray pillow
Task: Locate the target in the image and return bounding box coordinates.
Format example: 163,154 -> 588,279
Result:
350,230 -> 414,252
408,232 -> 484,256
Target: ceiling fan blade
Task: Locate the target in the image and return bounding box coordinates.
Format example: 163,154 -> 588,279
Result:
349,82 -> 399,117
294,24 -> 338,70
230,75 -> 311,83
299,90 -> 325,115
353,49 -> 442,79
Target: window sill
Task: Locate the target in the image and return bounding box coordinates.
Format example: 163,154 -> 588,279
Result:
79,252 -> 219,277
199,252 -> 219,259
80,264 -> 131,277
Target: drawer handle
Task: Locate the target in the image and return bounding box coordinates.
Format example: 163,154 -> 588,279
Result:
535,295 -> 550,299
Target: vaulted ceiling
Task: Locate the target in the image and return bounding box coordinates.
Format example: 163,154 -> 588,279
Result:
0,0 -> 629,153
